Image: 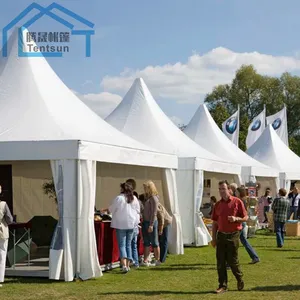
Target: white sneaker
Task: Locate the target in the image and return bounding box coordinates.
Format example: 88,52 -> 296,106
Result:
141,261 -> 150,267
121,266 -> 128,273
141,261 -> 155,267
155,261 -> 161,266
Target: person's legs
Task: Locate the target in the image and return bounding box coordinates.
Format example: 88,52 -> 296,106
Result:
264,206 -> 269,222
142,221 -> 151,264
280,222 -> 285,246
159,224 -> 170,263
115,229 -> 128,271
125,229 -> 134,269
150,220 -> 160,263
226,232 -> 244,290
131,229 -> 139,267
274,221 -> 283,247
240,224 -> 259,263
0,239 -> 8,283
216,233 -> 228,291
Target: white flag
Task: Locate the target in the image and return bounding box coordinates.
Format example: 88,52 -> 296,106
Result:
222,107 -> 240,146
246,107 -> 266,149
266,106 -> 289,146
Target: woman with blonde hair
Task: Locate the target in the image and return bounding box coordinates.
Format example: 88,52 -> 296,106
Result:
141,180 -> 160,266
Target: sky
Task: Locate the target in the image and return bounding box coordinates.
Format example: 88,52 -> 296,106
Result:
2,0 -> 300,125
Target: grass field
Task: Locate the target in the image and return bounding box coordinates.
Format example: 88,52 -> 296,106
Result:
1,233 -> 300,300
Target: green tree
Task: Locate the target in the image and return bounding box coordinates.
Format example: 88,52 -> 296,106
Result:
205,65 -> 300,155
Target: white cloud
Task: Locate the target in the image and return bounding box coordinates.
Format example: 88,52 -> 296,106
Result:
73,90 -> 122,118
100,47 -> 300,103
81,80 -> 94,87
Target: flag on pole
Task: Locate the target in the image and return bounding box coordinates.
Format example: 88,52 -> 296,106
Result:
266,106 -> 289,146
246,106 -> 266,149
222,106 -> 240,146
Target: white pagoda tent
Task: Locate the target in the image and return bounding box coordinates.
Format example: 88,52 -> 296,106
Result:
247,124 -> 300,191
184,104 -> 278,186
0,29 -> 179,281
106,78 -> 242,246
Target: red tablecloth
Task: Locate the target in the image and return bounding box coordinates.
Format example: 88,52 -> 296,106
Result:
94,221 -> 144,265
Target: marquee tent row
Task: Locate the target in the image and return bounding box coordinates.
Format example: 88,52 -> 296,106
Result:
106,78 -> 249,247
0,29 -> 183,282
247,124 -> 300,192
183,104 -> 279,192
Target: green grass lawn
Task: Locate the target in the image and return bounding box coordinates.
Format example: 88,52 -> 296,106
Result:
1,233 -> 300,300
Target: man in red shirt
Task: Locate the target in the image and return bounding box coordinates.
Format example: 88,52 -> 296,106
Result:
211,180 -> 248,294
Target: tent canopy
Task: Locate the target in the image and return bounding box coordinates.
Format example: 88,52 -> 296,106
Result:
106,78 -> 240,174
247,125 -> 300,180
184,104 -> 278,178
0,29 -> 176,169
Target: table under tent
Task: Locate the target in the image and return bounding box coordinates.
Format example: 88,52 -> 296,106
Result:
106,78 -> 245,247
183,104 -> 279,200
0,29 -> 182,282
247,124 -> 300,192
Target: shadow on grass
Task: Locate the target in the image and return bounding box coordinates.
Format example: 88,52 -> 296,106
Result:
96,290 -> 215,296
168,263 -> 216,267
286,257 -> 300,259
137,266 -> 216,271
254,245 -> 279,249
6,277 -> 99,284
6,277 -> 60,284
252,285 -> 300,292
263,249 -> 300,252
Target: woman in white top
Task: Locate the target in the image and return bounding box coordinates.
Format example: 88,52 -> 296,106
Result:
108,182 -> 140,273
0,185 -> 14,286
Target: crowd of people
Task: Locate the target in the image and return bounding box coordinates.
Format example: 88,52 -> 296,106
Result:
0,178 -> 299,293
104,179 -> 172,273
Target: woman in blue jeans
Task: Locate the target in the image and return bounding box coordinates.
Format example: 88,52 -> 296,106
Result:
108,182 -> 140,273
237,187 -> 260,264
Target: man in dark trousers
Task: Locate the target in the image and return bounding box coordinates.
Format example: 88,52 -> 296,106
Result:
211,180 -> 248,294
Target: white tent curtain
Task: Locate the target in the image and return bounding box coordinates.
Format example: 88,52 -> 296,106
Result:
279,173 -> 291,193
275,177 -> 280,194
234,174 -> 243,186
162,169 -> 184,255
77,160 -> 102,280
194,170 -> 212,246
49,159 -> 102,282
49,159 -> 77,282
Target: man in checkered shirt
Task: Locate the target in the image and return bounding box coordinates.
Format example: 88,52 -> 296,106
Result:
271,188 -> 289,248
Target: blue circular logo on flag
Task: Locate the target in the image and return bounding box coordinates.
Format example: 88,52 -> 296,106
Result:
251,119 -> 261,131
272,118 -> 282,130
225,117 -> 237,134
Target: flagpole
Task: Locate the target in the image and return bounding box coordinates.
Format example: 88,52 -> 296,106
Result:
263,104 -> 266,128
237,104 -> 240,147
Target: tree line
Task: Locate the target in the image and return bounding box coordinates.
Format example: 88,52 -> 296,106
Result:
180,65 -> 300,155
